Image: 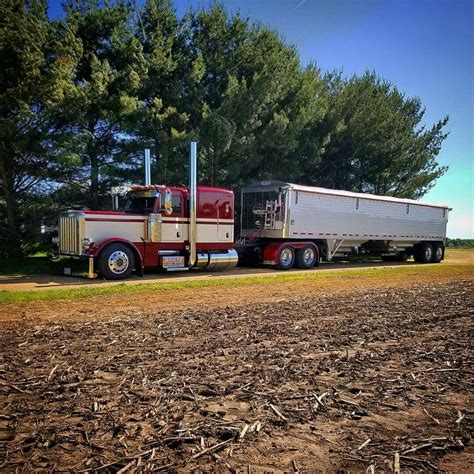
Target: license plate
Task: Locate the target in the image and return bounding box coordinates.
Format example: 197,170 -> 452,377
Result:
161,256 -> 185,268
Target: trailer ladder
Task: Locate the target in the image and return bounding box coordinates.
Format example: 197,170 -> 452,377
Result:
252,198 -> 281,230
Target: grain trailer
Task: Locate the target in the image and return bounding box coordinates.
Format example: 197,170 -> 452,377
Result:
237,180 -> 449,269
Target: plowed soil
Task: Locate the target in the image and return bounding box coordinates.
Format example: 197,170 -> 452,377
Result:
1,279 -> 472,472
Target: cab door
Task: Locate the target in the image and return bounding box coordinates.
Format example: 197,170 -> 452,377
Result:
160,190 -> 185,242
217,198 -> 233,241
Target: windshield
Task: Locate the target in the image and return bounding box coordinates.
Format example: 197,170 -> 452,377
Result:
124,191 -> 159,214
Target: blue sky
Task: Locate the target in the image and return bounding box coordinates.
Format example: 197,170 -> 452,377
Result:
49,0 -> 473,237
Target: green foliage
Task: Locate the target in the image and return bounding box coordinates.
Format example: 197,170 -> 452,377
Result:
0,1 -> 450,259
315,72 -> 448,198
194,6 -> 328,187
0,0 -> 81,257
57,0 -> 147,208
132,0 -> 191,184
445,238 -> 474,248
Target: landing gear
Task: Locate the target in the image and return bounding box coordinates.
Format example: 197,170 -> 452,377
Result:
381,252 -> 408,262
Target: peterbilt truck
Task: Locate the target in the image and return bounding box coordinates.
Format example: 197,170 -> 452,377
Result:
56,142 -> 449,279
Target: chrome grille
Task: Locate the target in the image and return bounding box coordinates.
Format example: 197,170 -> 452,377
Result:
59,212 -> 84,255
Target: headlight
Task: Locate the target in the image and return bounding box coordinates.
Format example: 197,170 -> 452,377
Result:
52,236 -> 59,244
82,237 -> 94,249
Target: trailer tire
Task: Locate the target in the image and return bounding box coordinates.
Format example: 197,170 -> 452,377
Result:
414,243 -> 433,264
432,243 -> 444,263
275,246 -> 295,270
97,243 -> 135,280
295,245 -> 317,269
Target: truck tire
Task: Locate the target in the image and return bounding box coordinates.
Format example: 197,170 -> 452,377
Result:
275,246 -> 295,270
295,245 -> 317,269
414,243 -> 433,264
97,243 -> 135,280
432,243 -> 444,263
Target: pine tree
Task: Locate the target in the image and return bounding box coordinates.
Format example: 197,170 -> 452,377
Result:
0,0 -> 80,257
132,0 -> 192,185
316,72 -> 448,198
184,4 -> 328,188
59,0 -> 146,208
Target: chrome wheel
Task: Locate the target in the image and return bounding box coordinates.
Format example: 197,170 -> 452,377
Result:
108,250 -> 129,274
302,247 -> 315,266
280,248 -> 294,267
435,246 -> 443,261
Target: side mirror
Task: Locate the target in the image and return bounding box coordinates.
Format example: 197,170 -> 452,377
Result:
164,189 -> 173,215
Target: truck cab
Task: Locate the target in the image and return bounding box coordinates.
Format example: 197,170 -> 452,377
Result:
57,184 -> 237,279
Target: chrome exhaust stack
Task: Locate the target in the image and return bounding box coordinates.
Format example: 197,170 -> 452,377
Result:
144,148 -> 151,186
189,141 -> 198,267
188,140 -> 238,270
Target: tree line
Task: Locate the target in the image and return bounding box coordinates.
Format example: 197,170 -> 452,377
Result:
0,0 -> 449,258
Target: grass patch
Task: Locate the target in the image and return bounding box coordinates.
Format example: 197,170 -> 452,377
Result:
0,256 -> 53,276
0,262 -> 471,304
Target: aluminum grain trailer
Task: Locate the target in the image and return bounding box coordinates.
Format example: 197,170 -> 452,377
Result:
237,180 -> 449,269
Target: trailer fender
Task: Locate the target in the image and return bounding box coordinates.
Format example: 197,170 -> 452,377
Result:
262,241 -> 319,266
88,238 -> 144,275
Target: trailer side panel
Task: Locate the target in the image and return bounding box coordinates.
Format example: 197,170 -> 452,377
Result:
289,190 -> 447,241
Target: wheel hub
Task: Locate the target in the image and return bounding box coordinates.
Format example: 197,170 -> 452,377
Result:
108,251 -> 129,274
280,248 -> 293,265
303,248 -> 315,265
425,246 -> 433,260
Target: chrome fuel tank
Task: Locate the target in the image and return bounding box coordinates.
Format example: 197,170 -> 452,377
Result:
195,249 -> 239,270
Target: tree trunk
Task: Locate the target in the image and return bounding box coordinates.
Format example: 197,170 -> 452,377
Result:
154,145 -> 161,184
0,155 -> 22,257
90,152 -> 99,209
88,122 -> 99,209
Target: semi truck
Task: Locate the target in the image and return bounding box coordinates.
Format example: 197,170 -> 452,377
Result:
55,142 -> 449,279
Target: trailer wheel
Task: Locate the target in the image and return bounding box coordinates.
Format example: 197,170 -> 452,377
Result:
276,246 -> 295,270
414,243 -> 433,264
432,243 -> 444,263
97,243 -> 135,280
296,245 -> 317,269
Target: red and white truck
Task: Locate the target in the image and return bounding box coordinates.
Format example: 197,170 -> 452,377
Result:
56,142 -> 449,279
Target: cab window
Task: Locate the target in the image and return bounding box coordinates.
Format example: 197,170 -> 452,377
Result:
160,194 -> 182,214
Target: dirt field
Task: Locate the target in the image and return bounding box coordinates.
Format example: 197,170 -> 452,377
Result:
1,273 -> 472,471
